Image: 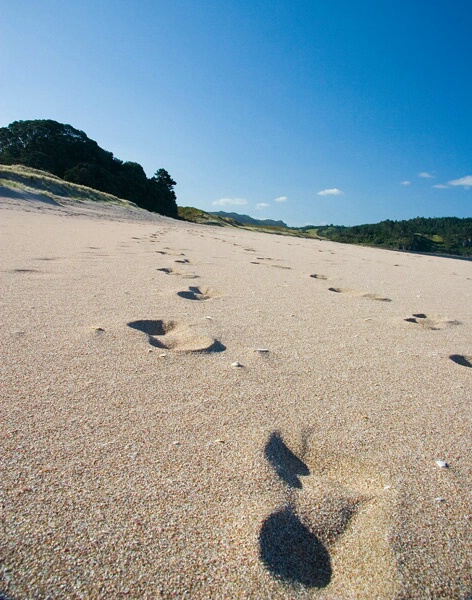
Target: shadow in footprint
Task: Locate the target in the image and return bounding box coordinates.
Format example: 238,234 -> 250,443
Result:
259,507 -> 332,588
128,320 -> 167,336
450,354 -> 472,368
264,432 -> 310,489
177,286 -> 207,301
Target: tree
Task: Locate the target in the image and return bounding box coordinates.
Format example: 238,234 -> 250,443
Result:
146,168 -> 178,218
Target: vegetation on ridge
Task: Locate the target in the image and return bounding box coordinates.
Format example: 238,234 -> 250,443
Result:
0,119 -> 178,218
300,218 -> 472,257
180,209 -> 472,256
0,164 -> 141,207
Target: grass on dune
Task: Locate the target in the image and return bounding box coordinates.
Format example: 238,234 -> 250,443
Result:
0,164 -> 138,207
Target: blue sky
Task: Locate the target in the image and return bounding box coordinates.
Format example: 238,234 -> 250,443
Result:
1,1 -> 471,226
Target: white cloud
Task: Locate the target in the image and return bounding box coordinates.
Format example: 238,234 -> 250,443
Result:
317,188 -> 344,196
256,203 -> 270,209
401,180 -> 411,186
274,196 -> 288,202
419,172 -> 435,178
448,175 -> 472,187
433,184 -> 448,189
212,197 -> 248,207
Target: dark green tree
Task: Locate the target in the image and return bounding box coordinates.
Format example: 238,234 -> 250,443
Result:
145,168 -> 178,218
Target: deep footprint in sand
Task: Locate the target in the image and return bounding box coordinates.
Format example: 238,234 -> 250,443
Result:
404,313 -> 461,330
260,432 -> 331,588
310,273 -> 328,280
259,431 -> 397,594
128,319 -> 225,352
329,287 -> 392,302
177,286 -> 220,301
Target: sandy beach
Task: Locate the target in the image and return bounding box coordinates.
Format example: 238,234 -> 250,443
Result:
1,195 -> 471,599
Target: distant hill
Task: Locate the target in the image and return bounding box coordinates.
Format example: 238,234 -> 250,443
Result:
210,211 -> 288,228
178,206 -> 243,227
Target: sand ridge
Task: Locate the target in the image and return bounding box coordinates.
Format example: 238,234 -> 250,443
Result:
1,196 -> 471,599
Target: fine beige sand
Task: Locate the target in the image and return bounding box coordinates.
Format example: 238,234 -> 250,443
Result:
1,194 -> 471,599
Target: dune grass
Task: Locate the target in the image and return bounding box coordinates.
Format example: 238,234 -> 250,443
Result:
0,164 -> 138,207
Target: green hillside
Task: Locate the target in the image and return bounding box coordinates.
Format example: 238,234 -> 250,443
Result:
300,218 -> 472,257
0,119 -> 178,218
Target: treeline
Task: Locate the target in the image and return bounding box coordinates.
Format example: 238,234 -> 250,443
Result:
0,119 -> 178,217
301,217 -> 472,257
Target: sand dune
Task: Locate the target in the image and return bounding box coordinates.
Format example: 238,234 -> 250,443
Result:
1,195 -> 471,599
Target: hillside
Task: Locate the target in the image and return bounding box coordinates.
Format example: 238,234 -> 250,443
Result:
0,119 -> 178,218
210,211 -> 288,228
0,164 -> 140,208
300,218 -> 472,257
178,206 -> 243,227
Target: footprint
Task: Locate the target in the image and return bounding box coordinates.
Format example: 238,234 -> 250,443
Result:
259,431 -> 397,593
260,433 -> 331,588
449,354 -> 472,368
362,293 -> 392,302
127,319 -> 225,352
174,258 -> 190,264
34,257 -> 62,262
177,286 -> 220,301
157,267 -> 199,279
329,287 -> 392,302
404,313 -> 461,330
310,274 -> 328,280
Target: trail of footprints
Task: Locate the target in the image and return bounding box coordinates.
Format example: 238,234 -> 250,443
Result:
127,235 -> 468,589
310,273 -> 467,365
127,236 -> 468,366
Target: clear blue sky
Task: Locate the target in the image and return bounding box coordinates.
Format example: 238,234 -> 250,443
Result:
1,1 -> 471,225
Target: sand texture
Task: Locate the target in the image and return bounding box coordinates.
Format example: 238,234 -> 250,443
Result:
1,195 -> 471,599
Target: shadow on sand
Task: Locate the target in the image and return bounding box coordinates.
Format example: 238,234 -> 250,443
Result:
264,431 -> 310,489
450,354 -> 472,368
259,507 -> 332,588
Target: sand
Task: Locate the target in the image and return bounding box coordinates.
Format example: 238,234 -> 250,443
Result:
1,194 -> 471,599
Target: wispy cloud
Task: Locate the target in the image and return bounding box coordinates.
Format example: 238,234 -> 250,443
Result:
317,188 -> 344,196
433,184 -> 448,189
212,198 -> 248,207
401,180 -> 411,186
419,172 -> 435,178
448,175 -> 472,188
274,196 -> 288,202
255,203 -> 270,209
